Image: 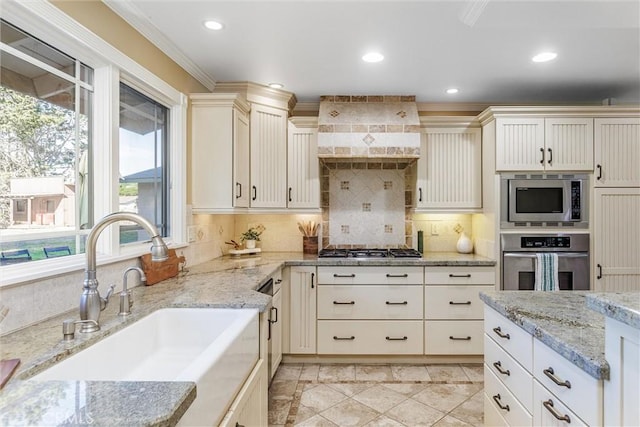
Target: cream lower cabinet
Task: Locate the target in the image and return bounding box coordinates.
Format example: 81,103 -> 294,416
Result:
425,267 -> 494,355
317,266 -> 424,355
603,317 -> 640,426
219,360 -> 268,427
416,125 -> 482,211
288,266 -> 317,354
593,188 -> 640,291
484,305 -> 603,426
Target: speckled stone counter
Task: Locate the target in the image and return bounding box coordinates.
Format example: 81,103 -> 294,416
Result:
0,251 -> 495,426
479,291 -> 609,380
586,292 -> 640,329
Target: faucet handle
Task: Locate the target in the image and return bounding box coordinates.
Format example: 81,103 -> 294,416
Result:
100,284 -> 116,310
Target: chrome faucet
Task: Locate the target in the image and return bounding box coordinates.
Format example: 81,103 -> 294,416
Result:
79,212 -> 168,333
119,266 -> 145,316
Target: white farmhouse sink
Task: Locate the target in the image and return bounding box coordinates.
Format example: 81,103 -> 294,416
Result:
33,308 -> 259,426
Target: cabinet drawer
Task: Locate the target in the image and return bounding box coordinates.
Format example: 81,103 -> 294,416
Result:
318,285 -> 423,319
533,339 -> 602,426
484,306 -> 533,372
425,285 -> 493,319
484,333 -> 533,412
533,380 -> 587,427
318,267 -> 423,285
425,266 -> 495,285
424,320 -> 483,355
484,364 -> 533,427
317,320 -> 423,354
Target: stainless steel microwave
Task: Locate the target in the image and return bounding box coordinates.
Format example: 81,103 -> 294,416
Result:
500,174 -> 588,228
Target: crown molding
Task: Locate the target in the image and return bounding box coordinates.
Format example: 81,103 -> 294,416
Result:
103,0 -> 217,91
419,116 -> 481,128
190,93 -> 251,114
478,105 -> 640,125
289,116 -> 318,128
214,81 -> 297,112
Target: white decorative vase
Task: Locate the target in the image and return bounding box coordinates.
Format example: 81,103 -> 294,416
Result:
456,232 -> 473,254
245,240 -> 256,249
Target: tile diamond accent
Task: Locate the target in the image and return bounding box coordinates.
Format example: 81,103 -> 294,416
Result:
362,203 -> 371,212
329,110 -> 340,118
340,181 -> 350,190
396,110 -> 407,118
384,181 -> 393,189
362,134 -> 376,145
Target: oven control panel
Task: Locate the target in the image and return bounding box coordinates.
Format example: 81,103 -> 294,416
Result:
520,236 -> 570,248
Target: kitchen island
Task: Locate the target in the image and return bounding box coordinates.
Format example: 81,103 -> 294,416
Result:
480,290 -> 640,426
0,251 -> 494,427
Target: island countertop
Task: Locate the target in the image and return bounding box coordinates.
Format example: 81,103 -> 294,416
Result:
479,290 -> 609,380
586,292 -> 640,329
0,251 -> 495,426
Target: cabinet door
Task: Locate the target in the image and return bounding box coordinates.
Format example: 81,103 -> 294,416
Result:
544,118 -> 593,171
250,104 -> 288,208
191,103 -> 234,210
496,118 -> 545,171
594,118 -> 640,187
233,109 -> 250,207
221,360 -> 268,427
593,188 -> 640,291
270,289 -> 282,379
287,123 -> 319,208
417,128 -> 482,209
289,266 -> 317,354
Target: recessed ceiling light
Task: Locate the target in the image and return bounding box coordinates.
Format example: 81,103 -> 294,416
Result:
362,52 -> 384,63
268,83 -> 284,89
446,88 -> 459,94
203,20 -> 224,31
532,51 -> 557,63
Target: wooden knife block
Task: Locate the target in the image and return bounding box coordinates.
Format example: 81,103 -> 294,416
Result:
140,249 -> 185,285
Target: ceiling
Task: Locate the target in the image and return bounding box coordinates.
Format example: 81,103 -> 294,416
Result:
106,0 -> 640,107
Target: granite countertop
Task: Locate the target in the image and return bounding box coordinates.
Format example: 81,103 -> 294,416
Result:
479,291 -> 609,380
585,292 -> 640,329
0,251 -> 494,426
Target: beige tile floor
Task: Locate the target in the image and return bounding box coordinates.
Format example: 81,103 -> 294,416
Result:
268,364 -> 484,427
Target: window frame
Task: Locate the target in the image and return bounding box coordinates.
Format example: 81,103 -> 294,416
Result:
1,0 -> 187,287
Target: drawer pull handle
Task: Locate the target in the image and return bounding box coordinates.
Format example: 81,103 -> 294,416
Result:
333,336 -> 355,340
449,274 -> 472,278
493,361 -> 511,376
543,399 -> 571,423
386,273 -> 409,278
492,326 -> 510,340
543,367 -> 571,389
334,274 -> 356,278
333,301 -> 355,305
449,336 -> 471,341
386,336 -> 408,341
386,301 -> 408,305
449,301 -> 472,305
492,394 -> 510,412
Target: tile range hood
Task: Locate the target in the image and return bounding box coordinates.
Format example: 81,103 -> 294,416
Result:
317,95 -> 421,162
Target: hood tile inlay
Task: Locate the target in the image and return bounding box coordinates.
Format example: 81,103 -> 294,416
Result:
318,95 -> 421,160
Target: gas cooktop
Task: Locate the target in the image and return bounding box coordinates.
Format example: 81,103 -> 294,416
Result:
318,248 -> 422,258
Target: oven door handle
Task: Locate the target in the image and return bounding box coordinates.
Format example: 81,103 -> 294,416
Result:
503,252 -> 589,259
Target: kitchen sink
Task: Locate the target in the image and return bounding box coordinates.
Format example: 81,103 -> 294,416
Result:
32,308 -> 259,426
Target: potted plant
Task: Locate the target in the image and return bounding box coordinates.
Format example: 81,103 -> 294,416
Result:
240,225 -> 265,249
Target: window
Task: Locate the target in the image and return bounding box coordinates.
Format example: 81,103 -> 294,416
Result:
0,8 -> 186,281
119,83 -> 170,244
0,19 -> 92,261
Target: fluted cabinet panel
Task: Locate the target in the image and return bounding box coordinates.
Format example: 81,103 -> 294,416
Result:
594,118 -> 640,187
496,118 -> 545,171
250,104 -> 287,208
417,128 -> 481,210
545,118 -> 593,171
288,267 -> 317,354
287,124 -> 319,208
593,188 -> 640,291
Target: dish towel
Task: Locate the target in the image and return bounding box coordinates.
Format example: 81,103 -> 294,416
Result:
535,253 -> 559,291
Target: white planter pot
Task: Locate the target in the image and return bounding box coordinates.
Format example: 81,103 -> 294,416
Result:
244,239 -> 256,249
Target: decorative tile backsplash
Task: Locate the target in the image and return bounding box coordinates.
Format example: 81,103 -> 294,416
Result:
327,167 -> 408,247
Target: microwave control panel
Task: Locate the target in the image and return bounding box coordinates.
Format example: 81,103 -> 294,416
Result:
571,181 -> 581,220
520,236 -> 571,248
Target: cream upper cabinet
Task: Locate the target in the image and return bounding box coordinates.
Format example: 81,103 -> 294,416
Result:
594,118 -> 640,187
417,123 -> 482,211
495,117 -> 593,172
593,187 -> 640,292
190,93 -> 250,212
250,103 -> 288,208
287,118 -> 320,209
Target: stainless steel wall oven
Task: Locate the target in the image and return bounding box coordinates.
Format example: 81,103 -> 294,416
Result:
501,233 -> 590,291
